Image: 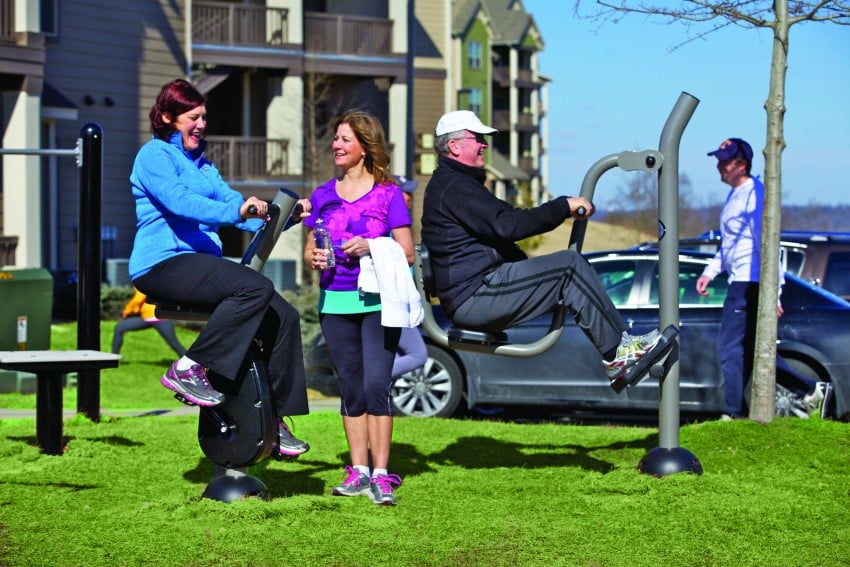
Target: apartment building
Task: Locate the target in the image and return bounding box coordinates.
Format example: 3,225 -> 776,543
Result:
1,0 -> 549,292
1,0 -> 412,288
0,0 -> 46,268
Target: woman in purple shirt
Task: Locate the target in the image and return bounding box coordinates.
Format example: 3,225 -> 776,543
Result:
304,111 -> 413,505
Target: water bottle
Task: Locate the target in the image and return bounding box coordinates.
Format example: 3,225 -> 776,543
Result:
313,218 -> 335,268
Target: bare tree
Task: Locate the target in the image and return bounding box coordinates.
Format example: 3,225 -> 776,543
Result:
303,72 -> 339,195
577,0 -> 850,422
607,171 -> 704,239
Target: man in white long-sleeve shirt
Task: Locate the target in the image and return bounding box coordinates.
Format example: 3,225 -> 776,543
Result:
696,137 -> 824,419
696,138 -> 762,418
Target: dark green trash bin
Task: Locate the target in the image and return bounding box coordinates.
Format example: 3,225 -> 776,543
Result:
0,267 -> 54,393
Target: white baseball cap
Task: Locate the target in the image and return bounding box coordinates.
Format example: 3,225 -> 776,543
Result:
435,110 -> 498,137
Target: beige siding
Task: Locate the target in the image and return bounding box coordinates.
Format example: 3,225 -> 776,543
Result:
414,77 -> 444,134
415,0 -> 448,60
45,0 -> 186,267
410,77 -> 446,240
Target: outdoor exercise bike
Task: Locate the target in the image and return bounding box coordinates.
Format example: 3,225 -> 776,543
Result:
149,187 -> 303,502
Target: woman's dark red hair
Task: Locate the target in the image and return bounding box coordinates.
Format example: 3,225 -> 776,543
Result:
149,79 -> 206,140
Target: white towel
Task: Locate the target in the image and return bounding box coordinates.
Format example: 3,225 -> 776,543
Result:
357,237 -> 424,328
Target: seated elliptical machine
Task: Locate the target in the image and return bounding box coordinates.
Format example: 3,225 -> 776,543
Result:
414,92 -> 702,477
414,201 -> 678,393
150,187 -> 304,502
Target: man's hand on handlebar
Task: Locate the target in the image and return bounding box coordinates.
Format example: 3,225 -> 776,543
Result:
567,197 -> 594,219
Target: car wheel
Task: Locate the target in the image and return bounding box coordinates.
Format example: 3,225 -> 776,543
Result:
774,385 -> 808,418
391,345 -> 463,418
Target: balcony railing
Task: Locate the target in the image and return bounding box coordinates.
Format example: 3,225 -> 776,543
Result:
519,156 -> 538,177
516,68 -> 534,83
192,1 -> 288,46
492,65 -> 509,87
492,110 -> 536,132
517,112 -> 535,128
205,137 -> 290,180
304,12 -> 392,56
492,110 -> 510,131
0,0 -> 14,43
492,65 -> 541,88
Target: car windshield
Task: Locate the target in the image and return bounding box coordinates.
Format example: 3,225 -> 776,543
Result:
649,261 -> 728,306
594,259 -> 638,306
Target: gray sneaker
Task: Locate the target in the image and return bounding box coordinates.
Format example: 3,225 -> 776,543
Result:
368,473 -> 402,506
160,361 -> 224,407
332,467 -> 371,497
277,418 -> 309,458
603,329 -> 662,380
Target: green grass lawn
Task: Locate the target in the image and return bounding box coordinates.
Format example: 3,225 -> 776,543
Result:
0,323 -> 848,566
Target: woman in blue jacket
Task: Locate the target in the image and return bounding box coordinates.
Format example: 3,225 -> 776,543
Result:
129,79 -> 310,457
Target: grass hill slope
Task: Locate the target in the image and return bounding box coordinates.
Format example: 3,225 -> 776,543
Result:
528,220 -> 656,257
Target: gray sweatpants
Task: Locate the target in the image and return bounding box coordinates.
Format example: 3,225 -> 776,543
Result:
451,250 -> 626,358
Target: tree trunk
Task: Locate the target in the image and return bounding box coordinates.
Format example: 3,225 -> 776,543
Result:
751,0 -> 790,423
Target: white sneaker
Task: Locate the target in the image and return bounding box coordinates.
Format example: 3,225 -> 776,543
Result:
803,382 -> 827,415
603,330 -> 662,380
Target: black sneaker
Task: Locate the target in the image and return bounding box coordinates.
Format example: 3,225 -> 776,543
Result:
277,418 -> 309,458
160,361 -> 224,407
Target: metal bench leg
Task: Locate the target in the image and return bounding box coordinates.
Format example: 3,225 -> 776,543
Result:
36,371 -> 64,455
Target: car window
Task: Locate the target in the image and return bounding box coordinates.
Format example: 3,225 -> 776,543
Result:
822,251 -> 850,297
649,261 -> 728,306
782,246 -> 805,277
592,260 -> 639,307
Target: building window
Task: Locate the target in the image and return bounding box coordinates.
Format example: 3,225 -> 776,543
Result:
468,88 -> 482,114
41,0 -> 58,37
467,41 -> 482,69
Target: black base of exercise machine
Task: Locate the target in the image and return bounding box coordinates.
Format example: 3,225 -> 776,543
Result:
638,446 -> 704,477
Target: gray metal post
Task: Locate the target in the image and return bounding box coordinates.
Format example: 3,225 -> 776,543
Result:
637,92 -> 702,476
76,123 -> 104,421
567,93 -> 703,476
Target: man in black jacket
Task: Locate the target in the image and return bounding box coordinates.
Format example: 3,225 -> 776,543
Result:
421,110 -> 660,384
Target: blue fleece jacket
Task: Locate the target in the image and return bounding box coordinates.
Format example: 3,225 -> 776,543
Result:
128,132 -> 261,279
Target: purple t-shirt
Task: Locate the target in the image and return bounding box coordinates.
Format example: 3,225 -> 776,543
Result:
306,178 -> 411,291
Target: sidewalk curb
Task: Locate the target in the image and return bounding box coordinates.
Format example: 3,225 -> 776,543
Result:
0,397 -> 340,420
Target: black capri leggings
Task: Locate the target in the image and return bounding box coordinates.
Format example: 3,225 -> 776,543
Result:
320,311 -> 401,417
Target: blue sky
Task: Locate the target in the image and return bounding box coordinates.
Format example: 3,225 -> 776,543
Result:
522,1 -> 850,207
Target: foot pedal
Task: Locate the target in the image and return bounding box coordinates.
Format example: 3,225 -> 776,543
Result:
173,393 -> 197,407
610,325 -> 679,393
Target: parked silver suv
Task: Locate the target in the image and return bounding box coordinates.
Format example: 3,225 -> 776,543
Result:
636,231 -> 850,302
